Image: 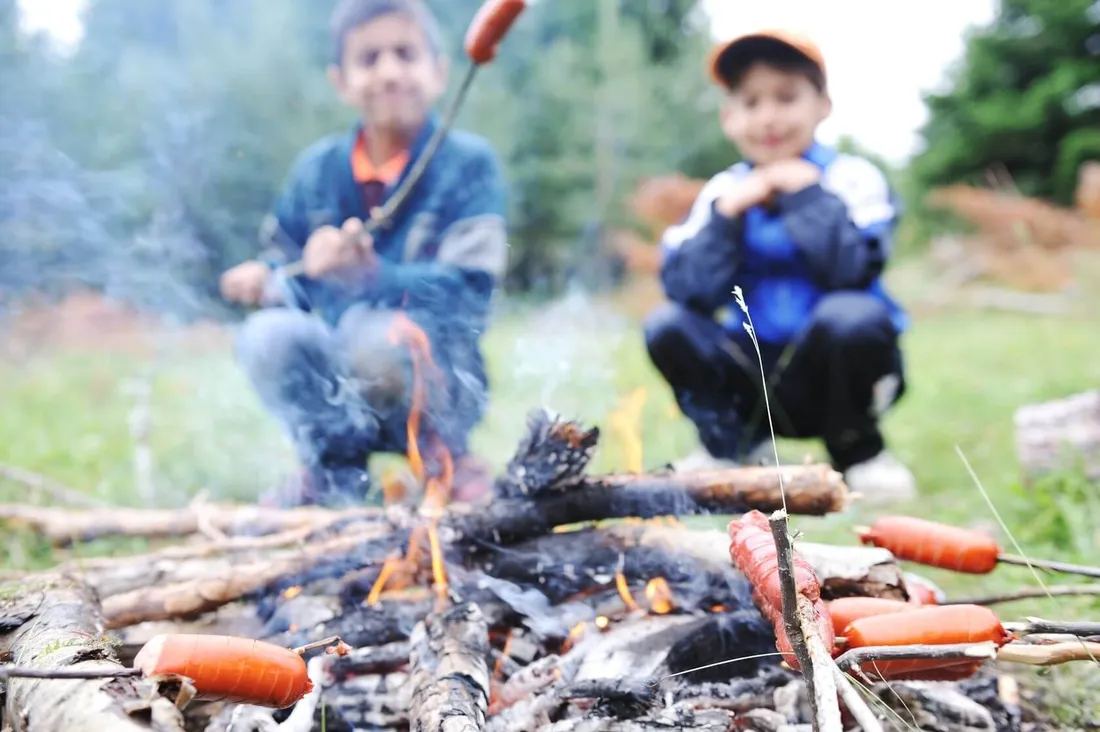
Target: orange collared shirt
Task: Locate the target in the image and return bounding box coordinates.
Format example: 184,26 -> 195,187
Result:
351,132 -> 410,186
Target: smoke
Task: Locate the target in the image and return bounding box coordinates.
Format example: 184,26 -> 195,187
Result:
505,285 -> 633,420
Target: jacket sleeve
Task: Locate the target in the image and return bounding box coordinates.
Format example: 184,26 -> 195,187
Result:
777,155 -> 898,291
256,149 -> 317,268
353,144 -> 508,321
658,170 -> 745,313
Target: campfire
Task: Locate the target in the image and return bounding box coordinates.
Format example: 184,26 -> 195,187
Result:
2,320 -> 1098,731
5,403 -> 1097,731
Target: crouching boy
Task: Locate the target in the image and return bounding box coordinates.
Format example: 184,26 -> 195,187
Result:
644,30 -> 916,502
218,0 -> 508,507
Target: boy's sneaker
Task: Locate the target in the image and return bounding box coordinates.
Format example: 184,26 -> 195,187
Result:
673,442 -> 777,472
843,450 -> 917,505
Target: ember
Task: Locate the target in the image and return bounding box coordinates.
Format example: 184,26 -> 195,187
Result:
0,409 -> 1042,732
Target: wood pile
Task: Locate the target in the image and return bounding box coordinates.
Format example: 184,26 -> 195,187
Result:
1,409 -> 1095,732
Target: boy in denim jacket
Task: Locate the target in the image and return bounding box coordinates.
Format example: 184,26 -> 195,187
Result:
220,0 -> 508,506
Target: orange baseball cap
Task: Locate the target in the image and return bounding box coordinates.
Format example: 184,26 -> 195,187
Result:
707,29 -> 826,91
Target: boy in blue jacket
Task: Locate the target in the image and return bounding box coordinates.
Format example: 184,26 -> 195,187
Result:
219,0 -> 508,507
645,29 -> 916,502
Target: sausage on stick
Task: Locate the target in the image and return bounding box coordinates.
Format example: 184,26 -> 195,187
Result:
856,516 -> 1100,579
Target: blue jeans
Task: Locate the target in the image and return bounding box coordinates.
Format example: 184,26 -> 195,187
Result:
235,304 -> 484,482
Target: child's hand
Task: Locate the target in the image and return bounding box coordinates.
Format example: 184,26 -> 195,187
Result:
219,260 -> 271,306
761,159 -> 821,194
302,219 -> 376,279
715,170 -> 773,218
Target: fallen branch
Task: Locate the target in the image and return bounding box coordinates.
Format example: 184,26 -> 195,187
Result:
0,502 -> 384,546
0,463 -> 105,508
0,575 -> 185,732
408,602 -> 491,732
768,510 -> 841,732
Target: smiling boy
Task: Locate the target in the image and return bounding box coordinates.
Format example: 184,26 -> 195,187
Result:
219,0 -> 508,507
645,30 -> 916,503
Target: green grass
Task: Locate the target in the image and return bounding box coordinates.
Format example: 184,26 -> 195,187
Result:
2,263 -> 1099,722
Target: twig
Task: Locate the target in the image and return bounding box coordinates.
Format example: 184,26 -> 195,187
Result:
835,642 -> 998,672
0,463 -> 106,508
0,665 -> 143,680
997,641 -> 1100,666
830,665 -> 884,732
1004,617 -> 1100,639
768,509 -> 842,732
946,584 -> 1100,606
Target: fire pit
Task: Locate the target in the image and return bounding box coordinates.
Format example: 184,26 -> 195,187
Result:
0,409 -> 1064,731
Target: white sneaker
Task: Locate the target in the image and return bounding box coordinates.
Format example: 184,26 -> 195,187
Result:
844,450 -> 917,504
673,447 -> 740,472
672,443 -> 777,472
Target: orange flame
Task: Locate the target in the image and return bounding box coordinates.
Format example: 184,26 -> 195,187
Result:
366,313 -> 454,604
614,571 -> 641,612
607,387 -> 647,474
595,615 -> 610,629
281,585 -> 302,600
562,622 -> 588,652
645,577 -> 674,615
492,630 -> 514,684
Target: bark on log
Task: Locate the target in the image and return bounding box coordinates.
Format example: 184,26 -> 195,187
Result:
408,602 -> 491,732
0,576 -> 185,732
0,502 -> 383,546
1014,389 -> 1100,481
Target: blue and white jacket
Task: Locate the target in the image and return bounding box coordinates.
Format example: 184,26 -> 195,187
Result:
659,142 -> 907,345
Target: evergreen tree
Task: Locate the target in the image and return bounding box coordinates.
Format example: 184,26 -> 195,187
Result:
911,0 -> 1100,204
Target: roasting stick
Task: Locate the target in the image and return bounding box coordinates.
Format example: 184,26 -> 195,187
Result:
946,583 -> 1100,606
0,634 -> 351,711
278,0 -> 527,281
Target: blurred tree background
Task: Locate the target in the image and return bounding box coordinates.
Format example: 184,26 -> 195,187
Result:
1,0 -> 1097,317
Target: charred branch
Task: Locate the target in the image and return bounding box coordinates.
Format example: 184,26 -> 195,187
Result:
445,463 -> 848,550
493,409 -> 600,499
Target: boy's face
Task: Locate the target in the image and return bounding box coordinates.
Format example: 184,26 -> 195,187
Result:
328,13 -> 448,136
720,62 -> 831,166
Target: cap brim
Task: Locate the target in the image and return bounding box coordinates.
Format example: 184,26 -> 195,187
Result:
708,34 -> 823,90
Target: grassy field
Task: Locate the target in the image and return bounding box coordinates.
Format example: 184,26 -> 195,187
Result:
2,258 -> 1099,722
